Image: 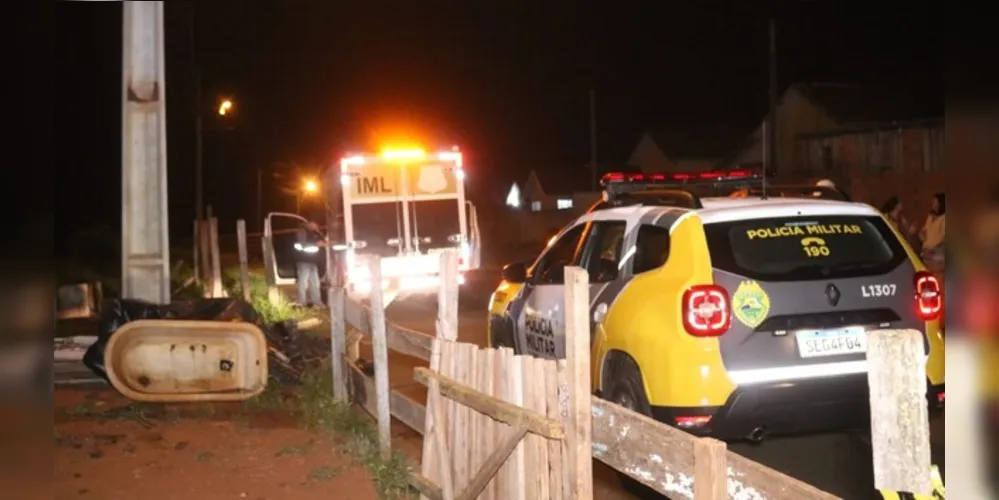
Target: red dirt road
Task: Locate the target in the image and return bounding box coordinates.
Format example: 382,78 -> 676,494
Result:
54,388 -> 379,500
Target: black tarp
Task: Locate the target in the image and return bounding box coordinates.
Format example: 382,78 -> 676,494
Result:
82,298 -> 309,386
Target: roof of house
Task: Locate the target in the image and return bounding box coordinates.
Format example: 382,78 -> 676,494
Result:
645,124 -> 748,161
792,82 -> 929,125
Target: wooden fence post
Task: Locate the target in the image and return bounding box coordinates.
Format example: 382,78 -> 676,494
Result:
236,219 -> 251,301
209,217 -> 223,298
199,220 -> 212,295
867,329 -> 932,495
694,438 -> 727,499
368,256 -> 392,459
421,249 -> 459,500
563,266 -> 593,500
328,249 -> 347,401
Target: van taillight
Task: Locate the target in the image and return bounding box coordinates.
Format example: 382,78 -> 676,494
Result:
914,271 -> 942,321
682,285 -> 731,337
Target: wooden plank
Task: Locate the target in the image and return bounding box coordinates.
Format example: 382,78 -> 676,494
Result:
457,425 -> 530,500
236,219 -> 251,301
531,357 -> 551,499
430,343 -> 455,500
414,367 -> 566,440
345,296 -> 433,362
544,359 -> 563,500
348,361 -> 425,437
452,342 -> 474,492
410,472 -> 444,500
557,360 -> 570,498
348,361 -> 378,418
208,217 -> 223,298
520,356 -> 539,500
422,336 -> 450,500
494,347 -> 512,500
391,389 -> 426,436
506,354 -> 527,500
479,348 -> 496,500
563,266 -> 593,499
590,398 -> 841,499
329,284 -> 347,400
424,246 -> 463,500
693,438 -> 727,500
468,347 -> 483,498
443,341 -> 458,495
867,329 -> 932,495
368,256 -> 392,460
436,250 -> 460,342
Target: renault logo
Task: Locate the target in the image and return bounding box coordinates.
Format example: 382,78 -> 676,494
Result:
825,283 -> 841,307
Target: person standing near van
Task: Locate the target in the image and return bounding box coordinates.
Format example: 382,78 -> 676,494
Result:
294,220 -> 327,307
881,196 -> 920,251
920,193 -> 946,272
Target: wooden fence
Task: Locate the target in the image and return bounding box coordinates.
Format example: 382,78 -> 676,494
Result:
324,249 -> 938,499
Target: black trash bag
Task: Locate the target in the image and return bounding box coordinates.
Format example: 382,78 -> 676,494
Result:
82,298 -> 307,385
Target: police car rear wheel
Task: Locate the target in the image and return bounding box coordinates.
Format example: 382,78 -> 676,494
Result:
604,355 -> 662,498
604,355 -> 653,417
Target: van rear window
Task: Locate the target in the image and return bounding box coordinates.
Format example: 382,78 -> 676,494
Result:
704,215 -> 908,281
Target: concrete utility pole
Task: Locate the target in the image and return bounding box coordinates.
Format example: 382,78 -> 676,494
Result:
766,18 -> 778,175
121,1 -> 171,304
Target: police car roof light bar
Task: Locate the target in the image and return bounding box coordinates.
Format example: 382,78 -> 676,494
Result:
599,167 -> 763,188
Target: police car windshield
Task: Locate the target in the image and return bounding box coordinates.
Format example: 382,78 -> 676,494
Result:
704,215 -> 908,282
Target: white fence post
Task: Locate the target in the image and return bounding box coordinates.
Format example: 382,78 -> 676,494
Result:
236,219 -> 251,301
563,266 -> 593,499
422,249 -> 459,500
368,255 -> 392,459
867,328 -> 932,495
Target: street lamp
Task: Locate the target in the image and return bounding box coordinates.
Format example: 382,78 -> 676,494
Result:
297,177 -> 320,213
217,98 -> 233,116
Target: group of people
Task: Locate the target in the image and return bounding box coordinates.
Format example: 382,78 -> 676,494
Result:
881,192 -> 946,272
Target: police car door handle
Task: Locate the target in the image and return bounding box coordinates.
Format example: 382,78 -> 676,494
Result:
593,303 -> 608,323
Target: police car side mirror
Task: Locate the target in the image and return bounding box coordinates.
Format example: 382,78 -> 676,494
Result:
501,262 -> 528,283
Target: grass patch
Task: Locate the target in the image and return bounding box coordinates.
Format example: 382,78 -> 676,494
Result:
297,359 -> 415,499
246,378 -> 291,412
308,465 -> 344,481
277,441 -> 315,457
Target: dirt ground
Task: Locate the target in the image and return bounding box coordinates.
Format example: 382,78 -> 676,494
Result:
53,387 -> 380,500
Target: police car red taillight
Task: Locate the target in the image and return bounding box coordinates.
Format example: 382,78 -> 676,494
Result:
914,271 -> 942,321
682,285 -> 731,337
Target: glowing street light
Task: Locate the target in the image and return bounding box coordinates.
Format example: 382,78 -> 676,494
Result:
303,178 -> 319,194
217,99 -> 233,116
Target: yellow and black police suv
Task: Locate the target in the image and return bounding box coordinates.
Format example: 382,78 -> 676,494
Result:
488,169 -> 945,441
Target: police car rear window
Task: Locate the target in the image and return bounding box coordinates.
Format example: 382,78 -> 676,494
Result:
704,215 -> 908,282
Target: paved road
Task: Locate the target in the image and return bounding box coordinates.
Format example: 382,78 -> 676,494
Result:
364,269 -> 946,500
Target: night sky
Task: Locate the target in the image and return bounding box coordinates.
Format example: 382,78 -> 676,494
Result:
55,1 -> 942,256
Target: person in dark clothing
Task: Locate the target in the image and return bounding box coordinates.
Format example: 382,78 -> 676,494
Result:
294,221 -> 327,307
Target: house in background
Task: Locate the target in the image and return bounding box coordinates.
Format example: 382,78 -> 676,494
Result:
795,117 -> 944,224
505,164 -> 641,213
721,82 -> 930,174
627,125 -> 747,174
